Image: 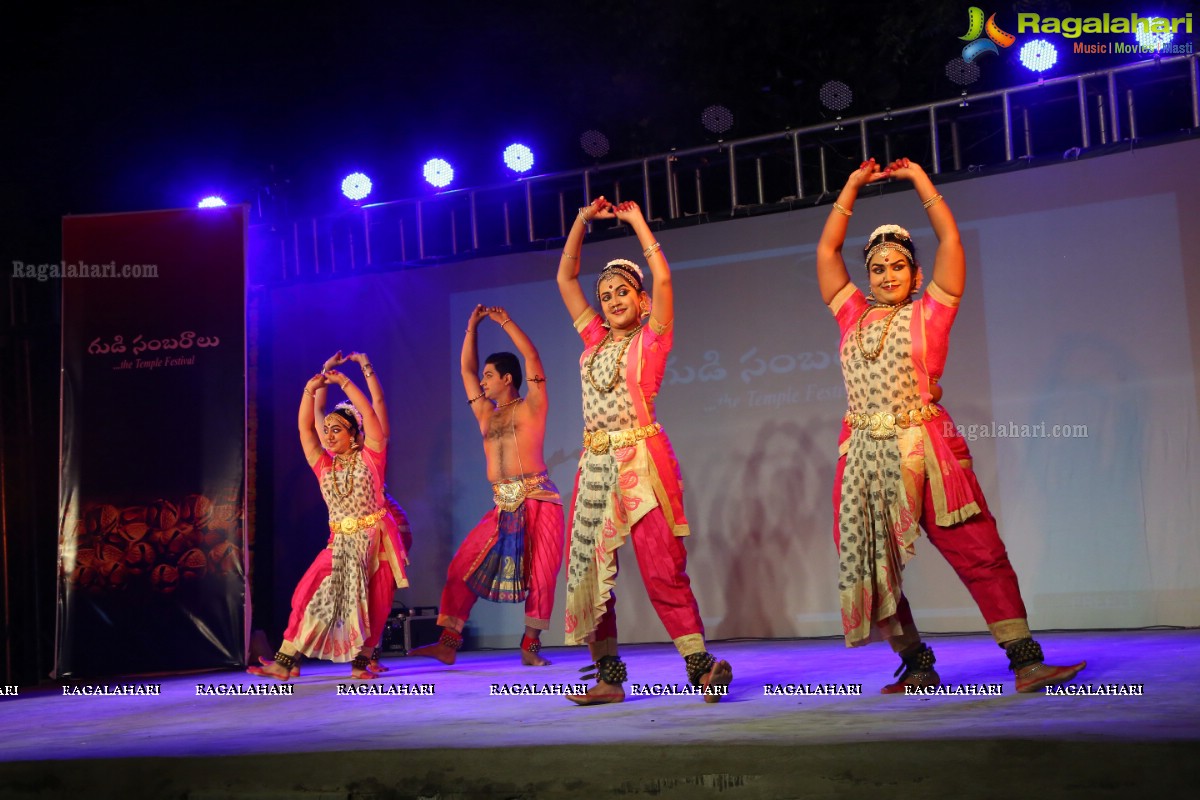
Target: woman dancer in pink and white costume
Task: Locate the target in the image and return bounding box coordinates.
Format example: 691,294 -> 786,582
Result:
557,197 -> 732,705
816,157 -> 1085,693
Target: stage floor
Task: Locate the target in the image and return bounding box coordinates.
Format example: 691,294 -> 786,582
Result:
2,629 -> 1197,799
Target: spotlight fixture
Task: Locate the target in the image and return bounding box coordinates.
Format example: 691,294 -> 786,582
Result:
818,81 -> 852,112
701,104 -> 734,135
197,196 -> 227,208
819,80 -> 852,131
503,143 -> 535,174
945,57 -> 981,87
1018,39 -> 1059,73
580,130 -> 610,159
423,158 -> 455,189
340,172 -> 373,202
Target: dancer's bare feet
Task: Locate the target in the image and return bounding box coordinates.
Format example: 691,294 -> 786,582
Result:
369,649 -> 390,673
1006,638 -> 1086,694
247,657 -> 291,681
350,654 -> 380,680
408,642 -> 458,665
521,648 -> 551,667
410,629 -> 461,665
1015,660 -> 1086,693
881,642 -> 939,694
699,659 -> 733,703
565,680 -> 625,706
520,633 -> 550,666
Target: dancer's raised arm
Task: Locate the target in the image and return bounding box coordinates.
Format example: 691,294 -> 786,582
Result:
488,306 -> 547,417
558,196 -> 610,322
299,373 -> 327,463
884,158 -> 964,297
325,369 -> 385,450
610,201 -> 672,331
462,304 -> 491,424
816,158 -> 886,304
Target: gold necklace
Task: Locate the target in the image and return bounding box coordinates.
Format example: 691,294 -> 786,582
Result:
585,326 -> 641,393
330,451 -> 357,499
854,301 -> 910,361
495,397 -> 523,410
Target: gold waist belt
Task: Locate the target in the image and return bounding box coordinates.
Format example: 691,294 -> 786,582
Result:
582,422 -> 662,455
845,404 -> 942,440
329,508 -> 387,535
492,472 -> 551,511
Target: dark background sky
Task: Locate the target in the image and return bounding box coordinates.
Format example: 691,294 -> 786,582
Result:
4,0 -> 1191,263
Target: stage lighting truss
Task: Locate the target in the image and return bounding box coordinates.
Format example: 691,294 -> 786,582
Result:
341,172 -> 373,202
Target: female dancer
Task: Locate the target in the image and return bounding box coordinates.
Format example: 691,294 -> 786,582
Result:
249,360 -> 407,680
315,350 -> 412,673
557,196 -> 732,705
815,157 -> 1085,693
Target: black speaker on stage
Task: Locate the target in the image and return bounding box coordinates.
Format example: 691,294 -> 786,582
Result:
381,605 -> 439,654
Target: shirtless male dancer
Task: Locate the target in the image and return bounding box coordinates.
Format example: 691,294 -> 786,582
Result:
410,305 -> 564,666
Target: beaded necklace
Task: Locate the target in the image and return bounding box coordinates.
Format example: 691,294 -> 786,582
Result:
330,450 -> 358,499
585,326 -> 641,393
854,301 -> 910,361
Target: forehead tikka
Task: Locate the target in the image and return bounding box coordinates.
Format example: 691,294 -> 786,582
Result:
865,241 -> 914,268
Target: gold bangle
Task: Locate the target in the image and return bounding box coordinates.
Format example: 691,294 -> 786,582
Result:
363,370 -> 375,379
643,241 -> 662,259
500,319 -> 512,329
922,193 -> 944,209
561,251 -> 578,260
339,379 -> 350,389
304,389 -> 316,398
832,202 -> 853,217
577,208 -> 593,224
466,391 -> 485,404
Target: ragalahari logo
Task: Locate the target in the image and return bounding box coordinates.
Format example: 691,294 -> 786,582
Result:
960,7 -> 1016,62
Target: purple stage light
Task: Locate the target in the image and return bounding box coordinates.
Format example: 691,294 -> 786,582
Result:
423,158 -> 455,189
341,172 -> 373,202
197,196 -> 227,208
503,144 -> 534,173
1019,39 -> 1058,73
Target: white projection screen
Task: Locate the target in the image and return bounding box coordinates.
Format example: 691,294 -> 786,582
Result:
262,140 -> 1200,648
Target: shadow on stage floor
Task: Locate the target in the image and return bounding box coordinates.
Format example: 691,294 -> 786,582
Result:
1,629 -> 1196,799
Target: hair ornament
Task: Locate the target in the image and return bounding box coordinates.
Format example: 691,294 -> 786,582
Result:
595,259 -> 645,302
869,224 -> 912,241
329,401 -> 363,436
